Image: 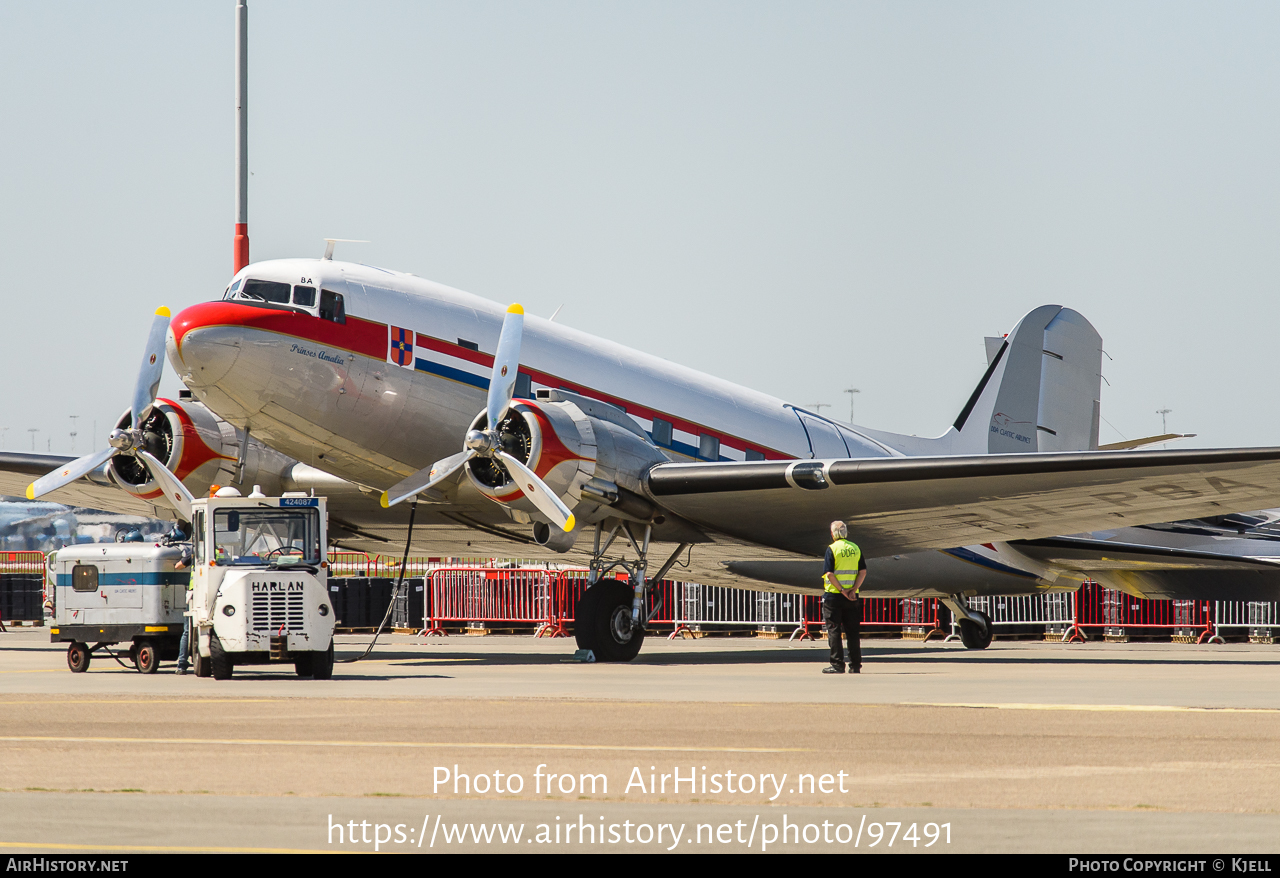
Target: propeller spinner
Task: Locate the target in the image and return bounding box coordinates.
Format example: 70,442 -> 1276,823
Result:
27,307 -> 196,521
381,303 -> 576,533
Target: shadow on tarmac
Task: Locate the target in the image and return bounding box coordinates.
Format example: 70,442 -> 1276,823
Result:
329,644 -> 1280,669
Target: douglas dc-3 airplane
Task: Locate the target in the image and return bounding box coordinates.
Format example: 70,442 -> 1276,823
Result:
12,254 -> 1280,660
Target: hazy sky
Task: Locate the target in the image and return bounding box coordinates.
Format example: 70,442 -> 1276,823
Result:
3,2 -> 1278,455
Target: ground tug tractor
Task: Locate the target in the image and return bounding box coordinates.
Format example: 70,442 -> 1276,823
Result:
188,489 -> 335,680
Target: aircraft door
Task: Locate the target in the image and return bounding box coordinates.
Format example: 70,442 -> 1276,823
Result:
332,279 -> 368,414
795,412 -> 850,459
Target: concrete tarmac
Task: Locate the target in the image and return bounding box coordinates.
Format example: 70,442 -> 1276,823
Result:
2,630 -> 1279,854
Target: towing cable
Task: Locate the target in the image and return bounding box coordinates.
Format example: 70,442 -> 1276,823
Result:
338,498 -> 417,663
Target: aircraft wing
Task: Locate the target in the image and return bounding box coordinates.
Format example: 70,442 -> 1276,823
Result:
643,447 -> 1280,559
1011,535 -> 1280,601
0,452 -> 164,518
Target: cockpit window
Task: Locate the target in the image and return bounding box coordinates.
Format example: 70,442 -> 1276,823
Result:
319,289 -> 346,324
222,279 -> 243,300
293,285 -> 316,307
240,279 -> 291,304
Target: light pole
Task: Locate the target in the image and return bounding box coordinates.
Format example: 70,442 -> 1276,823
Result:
807,403 -> 830,414
1157,408 -> 1172,434
844,387 -> 861,423
69,415 -> 79,454
28,428 -> 37,452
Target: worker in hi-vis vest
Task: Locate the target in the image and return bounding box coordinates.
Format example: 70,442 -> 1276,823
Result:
822,520 -> 867,674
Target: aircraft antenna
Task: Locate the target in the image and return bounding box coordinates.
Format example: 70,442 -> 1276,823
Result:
233,1 -> 249,273
322,238 -> 371,261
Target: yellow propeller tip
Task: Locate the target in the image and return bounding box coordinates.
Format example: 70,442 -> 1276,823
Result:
507,303 -> 524,315
155,306 -> 171,318
380,491 -> 391,509
564,514 -> 575,532
25,484 -> 36,501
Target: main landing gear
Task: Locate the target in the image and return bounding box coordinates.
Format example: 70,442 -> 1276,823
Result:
941,596 -> 993,650
573,521 -> 690,663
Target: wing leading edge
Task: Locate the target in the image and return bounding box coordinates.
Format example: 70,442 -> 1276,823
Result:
643,447 -> 1280,558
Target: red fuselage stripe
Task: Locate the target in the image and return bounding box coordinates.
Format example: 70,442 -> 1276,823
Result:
174,302 -> 787,460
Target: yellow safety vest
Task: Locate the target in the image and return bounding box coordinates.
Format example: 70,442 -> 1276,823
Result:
825,539 -> 862,594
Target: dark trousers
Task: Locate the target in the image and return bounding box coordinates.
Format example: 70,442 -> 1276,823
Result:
822,593 -> 861,670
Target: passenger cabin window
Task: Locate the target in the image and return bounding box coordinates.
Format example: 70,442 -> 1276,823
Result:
746,449 -> 766,461
72,565 -> 98,592
293,285 -> 316,308
319,290 -> 346,324
240,279 -> 291,304
698,434 -> 720,461
514,373 -> 532,399
651,418 -> 673,447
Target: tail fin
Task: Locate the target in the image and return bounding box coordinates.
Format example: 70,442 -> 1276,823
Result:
863,305 -> 1102,456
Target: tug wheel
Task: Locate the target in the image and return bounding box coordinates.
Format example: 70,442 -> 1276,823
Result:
135,640 -> 160,674
209,633 -> 234,680
67,642 -> 91,673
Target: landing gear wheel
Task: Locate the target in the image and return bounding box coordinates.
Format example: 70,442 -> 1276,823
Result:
579,581 -> 645,662
573,584 -> 602,652
135,640 -> 160,674
959,609 -> 993,650
311,642 -> 334,680
67,642 -> 91,673
209,633 -> 234,680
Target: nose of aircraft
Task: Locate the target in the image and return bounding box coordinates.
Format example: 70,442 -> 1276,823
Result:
167,301 -> 244,387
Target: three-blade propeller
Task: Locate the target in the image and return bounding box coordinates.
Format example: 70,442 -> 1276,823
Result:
381,304 -> 575,532
27,308 -> 196,521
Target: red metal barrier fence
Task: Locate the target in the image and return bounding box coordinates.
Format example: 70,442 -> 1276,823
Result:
1072,581 -> 1214,643
425,567 -> 556,635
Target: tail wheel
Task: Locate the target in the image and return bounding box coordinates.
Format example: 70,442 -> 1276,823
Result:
67,642 -> 91,673
209,633 -> 234,680
135,640 -> 160,674
581,580 -> 645,663
959,609 -> 993,650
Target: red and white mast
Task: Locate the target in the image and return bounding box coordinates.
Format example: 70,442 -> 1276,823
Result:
233,0 -> 249,274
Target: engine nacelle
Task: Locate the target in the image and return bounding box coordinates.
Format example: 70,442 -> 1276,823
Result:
463,393 -> 669,542
105,397 -> 293,513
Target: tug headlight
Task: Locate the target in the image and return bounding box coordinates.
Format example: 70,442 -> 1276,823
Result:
222,605 -> 235,616
318,604 -> 330,617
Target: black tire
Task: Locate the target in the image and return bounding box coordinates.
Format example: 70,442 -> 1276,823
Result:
580,580 -> 645,663
210,633 -> 234,680
574,584 -> 601,652
194,651 -> 211,678
311,642 -> 334,680
293,652 -> 314,677
67,642 -> 91,673
135,640 -> 160,674
959,609 -> 993,650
